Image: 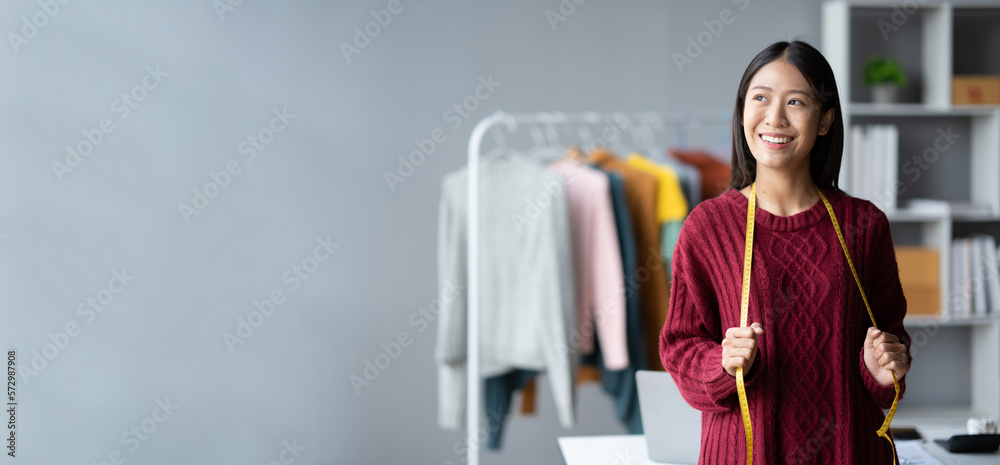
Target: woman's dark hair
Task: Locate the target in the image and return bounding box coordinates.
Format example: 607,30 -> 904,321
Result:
729,40 -> 844,191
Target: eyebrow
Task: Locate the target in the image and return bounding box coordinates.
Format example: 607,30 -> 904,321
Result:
750,85 -> 812,97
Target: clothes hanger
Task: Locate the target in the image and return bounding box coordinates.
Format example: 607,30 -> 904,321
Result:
481,119 -> 521,163
607,112 -> 634,157
640,113 -> 669,161
551,124 -> 588,164
542,114 -> 570,158
574,124 -> 597,159
525,120 -> 565,163
643,119 -> 684,168
674,113 -> 691,150
626,124 -> 647,158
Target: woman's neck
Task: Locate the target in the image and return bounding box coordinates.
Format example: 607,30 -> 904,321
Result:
741,170 -> 820,217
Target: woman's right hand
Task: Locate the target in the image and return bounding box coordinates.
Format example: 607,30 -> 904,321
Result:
722,322 -> 764,377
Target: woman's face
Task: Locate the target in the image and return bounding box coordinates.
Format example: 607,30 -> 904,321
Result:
742,58 -> 834,176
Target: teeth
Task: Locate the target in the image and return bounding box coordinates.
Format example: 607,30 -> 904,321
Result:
762,134 -> 790,144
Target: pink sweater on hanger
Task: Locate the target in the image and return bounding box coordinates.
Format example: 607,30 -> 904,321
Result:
550,160 -> 628,369
660,188 -> 910,464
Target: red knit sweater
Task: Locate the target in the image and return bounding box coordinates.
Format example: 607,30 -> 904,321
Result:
659,188 -> 910,464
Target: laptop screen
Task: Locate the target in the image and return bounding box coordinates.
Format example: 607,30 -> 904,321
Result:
636,370 -> 702,464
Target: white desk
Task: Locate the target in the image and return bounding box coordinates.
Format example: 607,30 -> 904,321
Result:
558,435 -> 681,465
559,429 -> 999,465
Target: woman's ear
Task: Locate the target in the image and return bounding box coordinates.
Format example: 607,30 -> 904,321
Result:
817,108 -> 835,136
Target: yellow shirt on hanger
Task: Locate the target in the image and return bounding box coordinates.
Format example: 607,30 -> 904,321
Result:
625,154 -> 689,223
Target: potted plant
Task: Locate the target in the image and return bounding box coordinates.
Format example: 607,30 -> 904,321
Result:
863,55 -> 908,104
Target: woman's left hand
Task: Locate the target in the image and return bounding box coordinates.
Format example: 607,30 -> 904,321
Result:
863,327 -> 910,386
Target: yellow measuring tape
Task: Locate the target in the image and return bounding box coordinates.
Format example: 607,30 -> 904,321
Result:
737,183 -> 900,465
736,183 -> 757,465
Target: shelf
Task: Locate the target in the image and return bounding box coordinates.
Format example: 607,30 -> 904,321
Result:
884,211 -> 1000,223
892,405 -> 984,426
826,0 -> 1000,421
905,315 -> 1000,327
951,214 -> 1000,223
848,103 -> 1000,117
885,210 -> 949,222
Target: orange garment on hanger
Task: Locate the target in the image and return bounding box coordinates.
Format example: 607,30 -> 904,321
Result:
590,149 -> 668,372
669,149 -> 732,201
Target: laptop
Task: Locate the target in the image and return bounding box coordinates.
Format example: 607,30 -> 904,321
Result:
636,370 -> 702,464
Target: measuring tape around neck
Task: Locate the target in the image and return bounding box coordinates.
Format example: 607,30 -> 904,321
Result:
737,182 -> 900,465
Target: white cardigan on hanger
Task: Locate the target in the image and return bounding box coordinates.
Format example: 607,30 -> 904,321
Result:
436,156 -> 576,430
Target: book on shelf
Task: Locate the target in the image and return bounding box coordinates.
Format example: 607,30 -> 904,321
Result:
949,240 -> 959,318
949,236 -> 1000,318
848,124 -> 898,211
950,238 -> 972,318
972,236 -> 987,316
979,235 -> 1000,316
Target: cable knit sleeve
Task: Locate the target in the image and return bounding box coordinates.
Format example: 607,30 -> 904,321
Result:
857,208 -> 910,408
660,209 -> 761,413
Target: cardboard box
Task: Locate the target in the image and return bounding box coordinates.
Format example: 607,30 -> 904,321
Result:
900,283 -> 941,315
895,246 -> 940,315
895,247 -> 939,286
953,75 -> 1000,105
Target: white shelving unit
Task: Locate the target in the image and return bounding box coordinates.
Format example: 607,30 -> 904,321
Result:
823,0 -> 1000,420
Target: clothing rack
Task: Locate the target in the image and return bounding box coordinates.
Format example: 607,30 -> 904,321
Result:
463,110 -> 731,465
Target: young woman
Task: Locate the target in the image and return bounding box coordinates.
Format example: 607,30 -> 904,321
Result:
659,41 -> 911,464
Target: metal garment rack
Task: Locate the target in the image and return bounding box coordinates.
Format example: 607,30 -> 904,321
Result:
463,110 -> 731,465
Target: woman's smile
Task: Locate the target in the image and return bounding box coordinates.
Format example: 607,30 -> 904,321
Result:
759,132 -> 795,149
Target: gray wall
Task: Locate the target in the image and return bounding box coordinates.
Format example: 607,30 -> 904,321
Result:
0,1 -> 990,464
